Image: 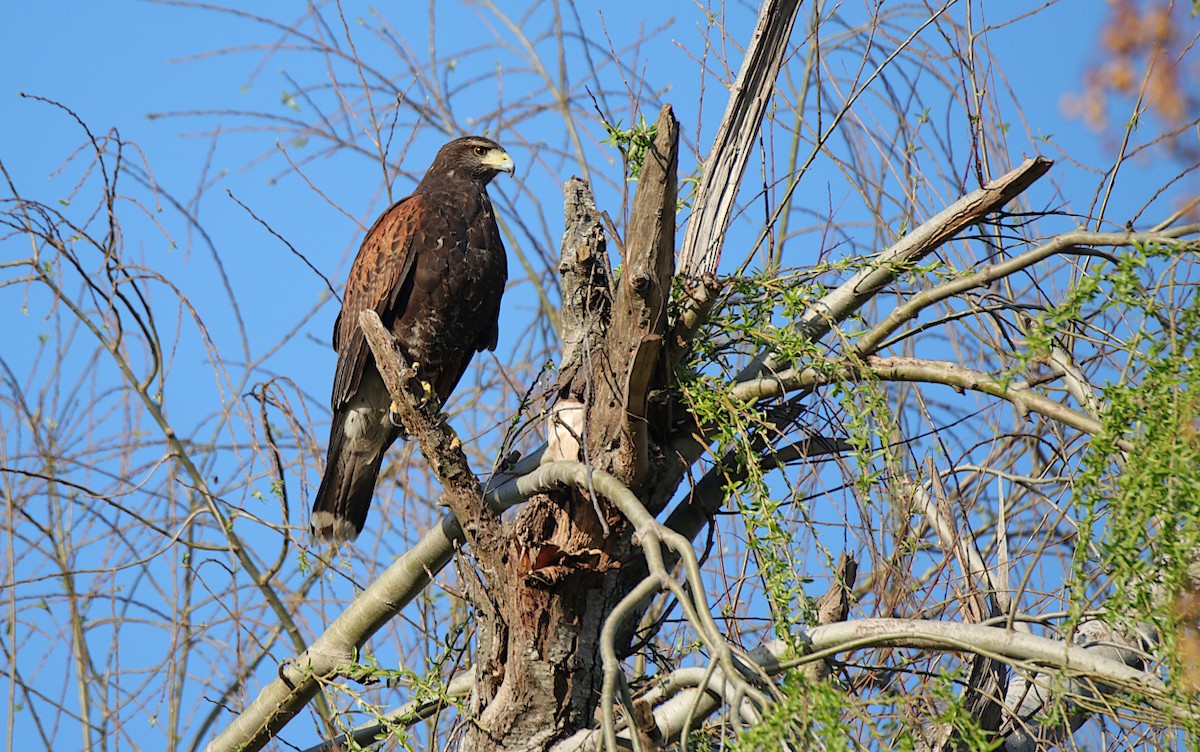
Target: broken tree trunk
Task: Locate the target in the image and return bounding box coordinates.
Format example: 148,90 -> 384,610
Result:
461,107 -> 680,751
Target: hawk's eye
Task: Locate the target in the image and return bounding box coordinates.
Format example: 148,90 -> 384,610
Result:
473,145 -> 489,156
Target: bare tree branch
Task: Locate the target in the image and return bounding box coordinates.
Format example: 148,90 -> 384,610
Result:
734,355 -> 1113,441
677,0 -> 804,279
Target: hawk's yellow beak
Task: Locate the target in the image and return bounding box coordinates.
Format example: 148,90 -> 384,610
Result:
484,148 -> 515,176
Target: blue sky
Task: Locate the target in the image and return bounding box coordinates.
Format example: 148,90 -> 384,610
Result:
3,1 -> 1193,750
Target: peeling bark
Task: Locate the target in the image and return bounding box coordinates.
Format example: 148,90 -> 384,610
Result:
462,108 -> 680,750
585,104 -> 678,491
676,0 -> 805,279
556,177 -> 613,403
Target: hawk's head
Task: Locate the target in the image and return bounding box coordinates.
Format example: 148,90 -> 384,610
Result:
429,136 -> 515,185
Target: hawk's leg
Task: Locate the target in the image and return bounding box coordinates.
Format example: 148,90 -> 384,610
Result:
386,359 -> 435,436
416,379 -> 434,406
402,360 -> 436,408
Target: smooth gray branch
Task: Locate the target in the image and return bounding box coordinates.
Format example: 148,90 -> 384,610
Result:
734,355 -> 1118,444
552,617 -> 1178,752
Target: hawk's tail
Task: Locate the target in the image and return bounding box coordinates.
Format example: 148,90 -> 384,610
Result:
310,414 -> 387,543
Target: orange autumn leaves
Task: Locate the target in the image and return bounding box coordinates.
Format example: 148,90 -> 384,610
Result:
1063,0 -> 1197,143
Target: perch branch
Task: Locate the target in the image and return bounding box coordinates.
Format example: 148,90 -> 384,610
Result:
356,309 -> 501,544
205,312 -> 546,752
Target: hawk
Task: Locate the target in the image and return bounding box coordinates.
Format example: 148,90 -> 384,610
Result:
311,136 -> 514,542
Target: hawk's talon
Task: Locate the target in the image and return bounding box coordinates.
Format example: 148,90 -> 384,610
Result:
387,407 -> 409,438
416,379 -> 434,407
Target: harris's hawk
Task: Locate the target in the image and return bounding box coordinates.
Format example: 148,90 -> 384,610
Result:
311,136 -> 514,542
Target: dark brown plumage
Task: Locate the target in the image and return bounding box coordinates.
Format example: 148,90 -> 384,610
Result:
311,136 -> 513,542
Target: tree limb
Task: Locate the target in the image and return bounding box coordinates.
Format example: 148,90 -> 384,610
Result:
658,158 -> 1056,514
587,104 -> 678,489
357,309 -> 501,546
735,156 -> 1054,382
206,309 -> 539,751
676,0 -> 805,279
551,617 -> 1179,752
203,515 -> 465,752
734,355 -> 1119,445
855,223 -> 1200,356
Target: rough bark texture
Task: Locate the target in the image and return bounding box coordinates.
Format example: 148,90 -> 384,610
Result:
584,105 -> 679,491
459,188 -> 613,751
556,178 -> 613,402
462,108 -> 680,751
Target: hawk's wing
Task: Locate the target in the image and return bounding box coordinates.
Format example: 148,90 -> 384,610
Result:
330,194 -> 426,410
